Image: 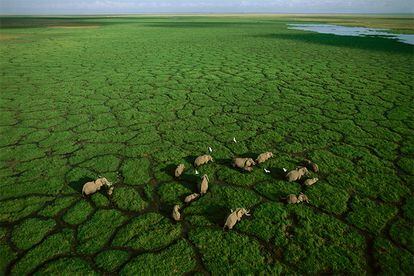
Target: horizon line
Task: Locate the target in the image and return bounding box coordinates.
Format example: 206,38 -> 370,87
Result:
1,12 -> 414,16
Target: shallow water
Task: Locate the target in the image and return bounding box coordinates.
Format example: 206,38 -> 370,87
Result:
288,24 -> 414,45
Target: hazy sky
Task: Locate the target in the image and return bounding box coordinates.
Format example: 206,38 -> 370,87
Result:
1,0 -> 413,15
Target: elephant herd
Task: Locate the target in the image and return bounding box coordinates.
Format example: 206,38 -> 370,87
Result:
81,151 -> 320,230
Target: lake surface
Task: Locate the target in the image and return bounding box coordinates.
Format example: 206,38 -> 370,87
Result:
288,24 -> 414,45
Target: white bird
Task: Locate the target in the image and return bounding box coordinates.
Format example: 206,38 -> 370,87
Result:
264,168 -> 270,173
233,137 -> 237,143
283,168 -> 287,172
208,147 -> 213,152
195,170 -> 199,175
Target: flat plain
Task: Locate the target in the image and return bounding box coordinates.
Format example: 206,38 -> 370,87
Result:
0,15 -> 413,275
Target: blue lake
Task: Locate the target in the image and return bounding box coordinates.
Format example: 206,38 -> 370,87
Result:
288,24 -> 414,45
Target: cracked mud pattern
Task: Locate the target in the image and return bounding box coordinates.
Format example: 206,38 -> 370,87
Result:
0,16 -> 413,275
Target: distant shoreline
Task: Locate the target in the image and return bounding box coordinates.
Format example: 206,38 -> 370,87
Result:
0,13 -> 413,17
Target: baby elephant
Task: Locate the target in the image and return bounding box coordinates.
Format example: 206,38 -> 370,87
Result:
298,193 -> 309,203
184,193 -> 200,203
287,194 -> 299,204
200,174 -> 209,195
256,152 -> 273,164
82,177 -> 111,196
175,164 -> 185,177
194,155 -> 213,167
172,205 -> 181,221
232,157 -> 256,172
304,177 -> 318,186
287,193 -> 309,204
286,167 -> 309,182
224,208 -> 251,230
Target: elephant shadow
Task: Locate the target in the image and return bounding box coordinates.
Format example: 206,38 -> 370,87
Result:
184,155 -> 198,166
201,203 -> 228,226
68,177 -> 94,193
162,164 -> 177,178
269,167 -> 288,180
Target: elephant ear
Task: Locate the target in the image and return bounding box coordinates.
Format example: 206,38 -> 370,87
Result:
96,178 -> 107,186
236,209 -> 244,218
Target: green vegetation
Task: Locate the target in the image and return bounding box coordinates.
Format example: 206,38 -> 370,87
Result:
12,229 -> 74,274
112,186 -> 148,212
121,240 -> 196,275
95,250 -> 130,272
62,200 -> 93,225
38,196 -> 78,217
112,213 -> 182,250
0,196 -> 54,222
189,228 -> 272,274
12,218 -> 56,250
285,206 -> 367,274
0,15 -> 413,274
157,182 -> 192,205
306,182 -> 349,214
34,257 -> 97,275
77,209 -> 126,254
0,241 -> 16,274
346,196 -> 398,234
237,202 -> 288,244
374,238 -> 414,275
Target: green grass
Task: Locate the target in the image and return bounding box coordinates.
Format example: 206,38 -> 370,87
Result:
95,250 -> 129,272
11,218 -> 56,250
62,200 -> 93,225
0,15 -> 413,274
121,239 -> 196,275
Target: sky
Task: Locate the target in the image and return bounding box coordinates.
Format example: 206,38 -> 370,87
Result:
1,0 -> 413,15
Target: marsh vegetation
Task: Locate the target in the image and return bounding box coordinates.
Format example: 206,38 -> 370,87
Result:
0,15 -> 413,274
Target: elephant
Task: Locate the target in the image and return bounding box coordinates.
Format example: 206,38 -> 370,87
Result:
175,164 -> 185,177
194,155 -> 213,167
287,194 -> 298,204
200,174 -> 209,195
172,205 -> 181,221
304,178 -> 318,186
286,167 -> 309,182
232,157 -> 256,172
223,208 -> 251,230
297,193 -> 309,203
184,193 -> 200,203
82,177 -> 111,196
304,159 -> 319,173
287,193 -> 309,204
256,152 -> 273,164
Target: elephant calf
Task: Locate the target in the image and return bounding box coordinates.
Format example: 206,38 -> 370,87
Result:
232,157 -> 256,172
297,193 -> 309,203
287,194 -> 298,204
82,177 -> 111,196
304,177 -> 318,186
256,152 -> 273,164
286,167 -> 309,182
175,164 -> 185,177
224,208 -> 251,230
287,193 -> 309,204
194,155 -> 213,167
